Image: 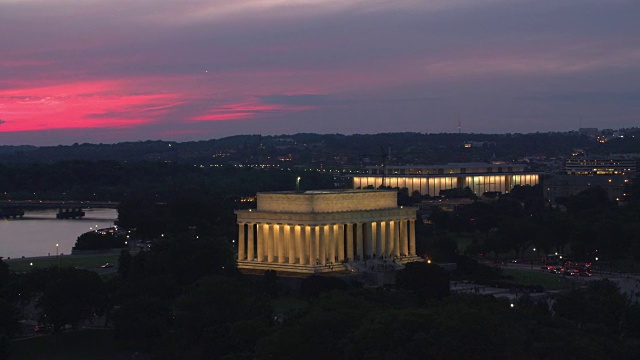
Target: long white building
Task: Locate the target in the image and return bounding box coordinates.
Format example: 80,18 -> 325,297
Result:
351,163 -> 539,196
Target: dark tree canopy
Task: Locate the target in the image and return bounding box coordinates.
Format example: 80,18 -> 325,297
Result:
395,262 -> 450,302
36,268 -> 107,332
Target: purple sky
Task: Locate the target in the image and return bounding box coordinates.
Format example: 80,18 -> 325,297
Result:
1,0 -> 639,145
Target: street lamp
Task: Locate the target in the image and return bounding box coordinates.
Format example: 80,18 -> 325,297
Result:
56,244 -> 59,266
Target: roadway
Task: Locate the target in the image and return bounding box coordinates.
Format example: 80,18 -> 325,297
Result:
500,261 -> 640,302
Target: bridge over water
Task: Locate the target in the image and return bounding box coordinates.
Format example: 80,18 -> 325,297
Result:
0,200 -> 119,209
0,200 -> 119,218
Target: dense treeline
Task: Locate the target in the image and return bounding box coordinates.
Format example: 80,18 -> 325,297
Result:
5,245 -> 640,359
0,161 -> 335,201
0,130 -> 638,166
425,182 -> 640,269
3,179 -> 640,358
73,231 -> 127,251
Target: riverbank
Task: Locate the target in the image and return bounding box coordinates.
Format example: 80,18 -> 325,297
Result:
4,251 -> 120,272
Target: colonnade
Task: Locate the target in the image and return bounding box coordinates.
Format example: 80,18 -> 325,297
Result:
237,219 -> 416,266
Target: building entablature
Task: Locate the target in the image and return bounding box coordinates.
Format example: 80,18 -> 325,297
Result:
256,189 -> 398,213
235,207 -> 417,225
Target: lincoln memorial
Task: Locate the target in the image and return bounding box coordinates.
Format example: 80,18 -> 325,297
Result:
235,189 -> 420,273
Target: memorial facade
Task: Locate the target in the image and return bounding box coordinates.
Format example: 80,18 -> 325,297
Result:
235,190 -> 419,273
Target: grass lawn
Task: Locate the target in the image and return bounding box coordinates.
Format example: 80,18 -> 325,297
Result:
5,253 -> 120,272
447,232 -> 478,253
501,268 -> 579,290
10,329 -> 123,360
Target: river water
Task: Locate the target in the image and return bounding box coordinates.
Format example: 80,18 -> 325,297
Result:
0,208 -> 118,259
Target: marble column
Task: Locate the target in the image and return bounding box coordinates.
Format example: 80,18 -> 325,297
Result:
296,225 -> 304,265
346,223 -> 354,261
288,225 -> 296,264
267,224 -> 274,263
278,225 -> 286,264
238,223 -> 245,260
356,222 -> 364,260
380,221 -> 386,256
257,223 -> 265,262
319,225 -> 327,265
366,222 -> 374,257
282,225 -> 287,258
401,220 -> 409,256
309,225 -> 318,266
394,220 -> 400,257
387,220 -> 395,257
385,221 -> 395,257
328,225 -> 336,264
247,223 -> 254,261
375,221 -> 383,258
336,224 -> 345,262
296,225 -> 309,265
303,225 -> 311,265
409,219 -> 416,256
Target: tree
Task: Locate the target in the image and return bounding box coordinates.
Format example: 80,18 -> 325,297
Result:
395,262 -> 449,302
410,190 -> 423,204
172,276 -> 270,359
0,258 -> 9,289
428,207 -> 450,230
414,214 -> 431,256
440,186 -> 475,199
536,211 -> 572,254
0,298 -> 19,359
73,231 -> 126,251
397,187 -> 411,206
567,186 -> 615,216
554,279 -> 629,335
425,234 -> 458,262
117,249 -> 132,279
299,275 -> 348,298
37,268 -> 106,331
263,269 -> 282,298
113,297 -> 174,353
496,217 -> 537,259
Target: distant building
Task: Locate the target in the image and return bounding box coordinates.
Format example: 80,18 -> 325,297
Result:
235,190 -> 419,273
544,175 -> 629,204
543,155 -> 639,203
564,157 -> 638,175
463,141 -> 486,148
351,163 -> 540,196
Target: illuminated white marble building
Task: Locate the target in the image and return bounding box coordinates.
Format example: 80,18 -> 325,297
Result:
352,163 -> 539,196
235,190 -> 419,273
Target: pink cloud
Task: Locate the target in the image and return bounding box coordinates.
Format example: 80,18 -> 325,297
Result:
0,80 -> 179,132
192,99 -> 317,122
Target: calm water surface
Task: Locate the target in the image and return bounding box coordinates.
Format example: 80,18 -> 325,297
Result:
0,208 -> 117,259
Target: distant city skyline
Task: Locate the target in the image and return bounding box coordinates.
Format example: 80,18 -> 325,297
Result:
1,0 -> 640,146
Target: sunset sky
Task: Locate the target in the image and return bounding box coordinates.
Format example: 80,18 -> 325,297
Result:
1,0 -> 639,145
